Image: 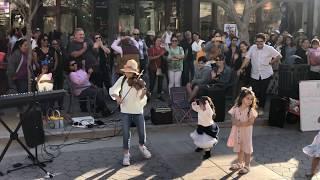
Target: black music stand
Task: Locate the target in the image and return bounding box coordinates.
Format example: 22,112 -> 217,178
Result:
0,69 -> 53,178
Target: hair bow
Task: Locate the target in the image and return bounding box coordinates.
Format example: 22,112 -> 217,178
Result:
241,87 -> 253,91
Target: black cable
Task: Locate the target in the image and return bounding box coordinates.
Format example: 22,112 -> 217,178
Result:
41,120 -> 122,160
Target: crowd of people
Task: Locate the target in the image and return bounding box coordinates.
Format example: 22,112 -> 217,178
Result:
1,25 -> 320,175
1,26 -> 320,109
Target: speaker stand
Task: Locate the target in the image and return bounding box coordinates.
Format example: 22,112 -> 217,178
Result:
0,117 -> 53,178
6,146 -> 53,175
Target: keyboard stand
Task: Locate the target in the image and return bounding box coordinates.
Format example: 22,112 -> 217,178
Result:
0,114 -> 53,178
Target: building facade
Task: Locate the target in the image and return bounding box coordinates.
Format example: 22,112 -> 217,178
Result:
2,0 -> 319,41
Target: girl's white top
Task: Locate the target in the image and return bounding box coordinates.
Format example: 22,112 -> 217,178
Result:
109,76 -> 147,114
192,103 -> 215,127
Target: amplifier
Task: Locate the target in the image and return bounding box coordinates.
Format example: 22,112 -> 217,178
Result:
151,107 -> 173,125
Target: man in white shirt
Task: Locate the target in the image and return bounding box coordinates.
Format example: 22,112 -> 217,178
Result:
191,32 -> 205,53
238,33 -> 282,111
132,29 -> 148,72
31,28 -> 41,50
161,25 -> 173,46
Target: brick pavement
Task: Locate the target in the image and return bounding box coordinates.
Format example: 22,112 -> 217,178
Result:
0,126 -> 320,179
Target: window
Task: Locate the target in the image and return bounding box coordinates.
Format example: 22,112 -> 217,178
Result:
43,0 -> 56,7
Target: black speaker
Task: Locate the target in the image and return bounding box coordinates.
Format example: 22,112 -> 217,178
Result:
279,64 -> 309,99
269,97 -> 288,128
207,88 -> 226,122
151,108 -> 173,125
21,110 -> 45,148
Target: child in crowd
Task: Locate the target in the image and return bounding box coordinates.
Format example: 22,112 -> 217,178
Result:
303,117 -> 320,178
36,61 -> 53,92
227,87 -> 258,174
190,96 -> 219,160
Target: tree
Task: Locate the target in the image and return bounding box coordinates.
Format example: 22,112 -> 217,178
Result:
12,0 -> 41,91
63,0 -> 94,32
209,0 -> 271,42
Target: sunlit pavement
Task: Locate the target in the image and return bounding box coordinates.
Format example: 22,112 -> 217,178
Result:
0,125 -> 319,180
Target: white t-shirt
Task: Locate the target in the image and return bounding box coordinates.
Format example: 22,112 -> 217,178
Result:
31,38 -> 38,50
162,31 -> 173,45
192,40 -> 205,52
192,103 -> 215,127
246,44 -> 281,80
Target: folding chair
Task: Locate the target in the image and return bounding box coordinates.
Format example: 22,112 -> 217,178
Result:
169,87 -> 193,123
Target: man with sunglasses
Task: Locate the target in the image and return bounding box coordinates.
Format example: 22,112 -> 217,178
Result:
186,56 -> 212,102
208,54 -> 232,88
68,28 -> 98,70
92,33 -> 111,88
238,33 -> 282,114
132,29 -> 148,73
68,60 -> 112,116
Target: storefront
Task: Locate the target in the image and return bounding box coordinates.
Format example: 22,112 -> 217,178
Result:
0,0 -> 10,36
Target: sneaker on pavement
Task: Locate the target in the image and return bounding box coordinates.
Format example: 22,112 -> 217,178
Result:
139,146 -> 152,159
122,153 -> 130,166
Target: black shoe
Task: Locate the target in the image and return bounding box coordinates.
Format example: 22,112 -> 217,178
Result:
195,147 -> 203,152
81,108 -> 88,113
203,151 -> 211,160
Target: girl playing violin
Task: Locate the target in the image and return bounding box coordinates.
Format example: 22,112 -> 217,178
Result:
109,59 -> 151,166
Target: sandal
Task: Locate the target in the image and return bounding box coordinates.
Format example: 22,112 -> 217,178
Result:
238,166 -> 250,174
230,163 -> 243,171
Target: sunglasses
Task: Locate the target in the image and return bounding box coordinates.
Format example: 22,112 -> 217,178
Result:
133,33 -> 140,35
95,36 -> 101,39
70,63 -> 77,66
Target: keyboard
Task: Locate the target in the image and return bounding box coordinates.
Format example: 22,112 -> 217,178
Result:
0,89 -> 66,109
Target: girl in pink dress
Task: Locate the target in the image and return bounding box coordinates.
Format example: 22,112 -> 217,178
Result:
227,87 -> 258,174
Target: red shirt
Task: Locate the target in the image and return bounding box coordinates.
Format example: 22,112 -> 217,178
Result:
147,47 -> 165,72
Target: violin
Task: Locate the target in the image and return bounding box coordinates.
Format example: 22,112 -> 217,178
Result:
127,75 -> 147,91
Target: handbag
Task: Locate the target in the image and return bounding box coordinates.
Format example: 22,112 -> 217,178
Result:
47,109 -> 64,129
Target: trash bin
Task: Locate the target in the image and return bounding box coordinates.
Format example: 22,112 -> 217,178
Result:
206,86 -> 226,122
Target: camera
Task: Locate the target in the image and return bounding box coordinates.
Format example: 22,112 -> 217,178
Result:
194,99 -> 200,105
211,63 -> 218,71
211,63 -> 217,69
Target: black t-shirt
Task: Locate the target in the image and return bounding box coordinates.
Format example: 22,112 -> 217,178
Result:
34,47 -> 56,72
180,39 -> 193,62
295,48 -> 308,64
67,38 -> 97,69
98,48 -> 108,68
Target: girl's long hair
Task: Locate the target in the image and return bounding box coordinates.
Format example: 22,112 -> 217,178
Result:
199,96 -> 215,110
234,87 -> 258,117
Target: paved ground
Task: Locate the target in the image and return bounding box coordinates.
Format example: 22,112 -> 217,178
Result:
0,125 -> 319,180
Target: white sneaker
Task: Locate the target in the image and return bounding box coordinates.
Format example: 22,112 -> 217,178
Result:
122,153 -> 130,166
139,146 -> 152,159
